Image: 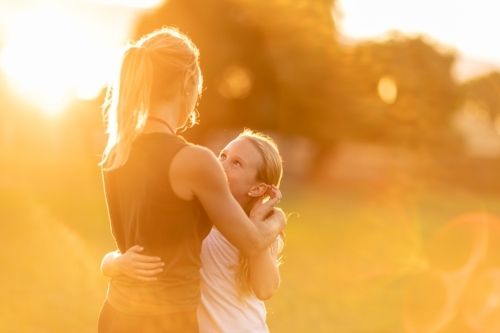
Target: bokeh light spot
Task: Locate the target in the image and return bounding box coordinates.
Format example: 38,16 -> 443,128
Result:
403,271 -> 453,333
425,213 -> 488,274
463,269 -> 500,333
377,75 -> 397,104
217,64 -> 253,100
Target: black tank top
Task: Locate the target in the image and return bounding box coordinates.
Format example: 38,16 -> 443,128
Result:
103,132 -> 212,315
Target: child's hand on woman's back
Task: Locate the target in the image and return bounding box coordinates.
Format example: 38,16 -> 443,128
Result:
102,245 -> 165,282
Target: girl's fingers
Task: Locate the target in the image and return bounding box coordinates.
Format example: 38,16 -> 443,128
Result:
249,186 -> 283,222
136,262 -> 165,270
135,255 -> 162,263
266,192 -> 281,206
272,208 -> 286,225
137,268 -> 164,277
271,186 -> 282,200
279,230 -> 286,239
128,245 -> 144,252
266,186 -> 281,201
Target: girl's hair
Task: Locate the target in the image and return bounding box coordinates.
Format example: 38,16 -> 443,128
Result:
234,129 -> 284,301
101,27 -> 203,170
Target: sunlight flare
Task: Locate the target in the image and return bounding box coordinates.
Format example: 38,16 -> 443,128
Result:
86,0 -> 165,9
0,6 -> 117,115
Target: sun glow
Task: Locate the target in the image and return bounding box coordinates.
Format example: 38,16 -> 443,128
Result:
87,0 -> 165,9
0,6 -> 118,115
339,0 -> 500,78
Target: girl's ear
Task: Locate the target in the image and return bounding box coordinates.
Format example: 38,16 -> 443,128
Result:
247,183 -> 268,197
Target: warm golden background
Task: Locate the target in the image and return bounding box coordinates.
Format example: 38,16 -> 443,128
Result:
1,0 -> 500,332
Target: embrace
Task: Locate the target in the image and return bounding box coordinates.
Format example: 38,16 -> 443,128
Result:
96,27 -> 287,333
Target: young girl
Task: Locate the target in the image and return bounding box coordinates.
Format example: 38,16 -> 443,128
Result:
102,129 -> 285,332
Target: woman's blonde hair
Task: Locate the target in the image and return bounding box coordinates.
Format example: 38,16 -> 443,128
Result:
234,128 -> 284,301
101,27 -> 203,170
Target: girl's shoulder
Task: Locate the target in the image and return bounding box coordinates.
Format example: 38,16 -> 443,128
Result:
206,228 -> 236,248
202,228 -> 240,260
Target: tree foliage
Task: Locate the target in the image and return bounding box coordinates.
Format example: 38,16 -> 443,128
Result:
134,2 -> 462,150
134,0 -> 339,143
463,71 -> 500,119
336,34 -> 461,148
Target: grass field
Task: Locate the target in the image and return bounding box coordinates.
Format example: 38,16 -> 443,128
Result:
2,139 -> 500,333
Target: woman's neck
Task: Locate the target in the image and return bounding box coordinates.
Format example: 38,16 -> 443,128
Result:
143,99 -> 182,134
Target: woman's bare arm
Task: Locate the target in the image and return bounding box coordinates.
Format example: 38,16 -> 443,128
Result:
249,237 -> 283,300
170,146 -> 286,257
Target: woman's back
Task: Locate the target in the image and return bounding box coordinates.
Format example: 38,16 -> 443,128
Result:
103,132 -> 211,315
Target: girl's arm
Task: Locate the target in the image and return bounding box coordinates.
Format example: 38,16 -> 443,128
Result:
249,237 -> 284,300
170,146 -> 286,257
100,245 -> 165,282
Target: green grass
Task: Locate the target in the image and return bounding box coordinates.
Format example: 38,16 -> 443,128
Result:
3,152 -> 500,332
266,185 -> 500,332
1,149 -> 112,332
0,186 -> 108,333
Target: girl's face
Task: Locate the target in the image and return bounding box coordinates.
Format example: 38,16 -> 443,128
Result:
218,137 -> 265,206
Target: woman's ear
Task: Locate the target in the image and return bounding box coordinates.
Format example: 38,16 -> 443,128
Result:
247,183 -> 268,197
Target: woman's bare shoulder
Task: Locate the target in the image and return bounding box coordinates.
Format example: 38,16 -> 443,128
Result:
175,144 -> 218,170
170,144 -> 225,199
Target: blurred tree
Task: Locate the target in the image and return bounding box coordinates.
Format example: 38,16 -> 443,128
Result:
133,1 -> 466,160
134,0 -> 341,144
463,71 -> 500,124
338,34 -> 462,150
135,0 -> 278,141
232,0 -> 342,142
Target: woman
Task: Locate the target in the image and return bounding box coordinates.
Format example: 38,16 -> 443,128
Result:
102,129 -> 285,332
97,27 -> 285,333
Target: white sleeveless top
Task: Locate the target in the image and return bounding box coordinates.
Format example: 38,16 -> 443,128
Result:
197,228 -> 283,333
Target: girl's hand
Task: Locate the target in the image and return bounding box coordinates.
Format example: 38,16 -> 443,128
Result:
249,185 -> 282,222
109,245 -> 165,282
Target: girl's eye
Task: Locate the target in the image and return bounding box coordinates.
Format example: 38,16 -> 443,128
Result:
219,153 -> 226,161
234,160 -> 241,167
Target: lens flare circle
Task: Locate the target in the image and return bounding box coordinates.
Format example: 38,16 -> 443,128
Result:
463,269 -> 500,333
